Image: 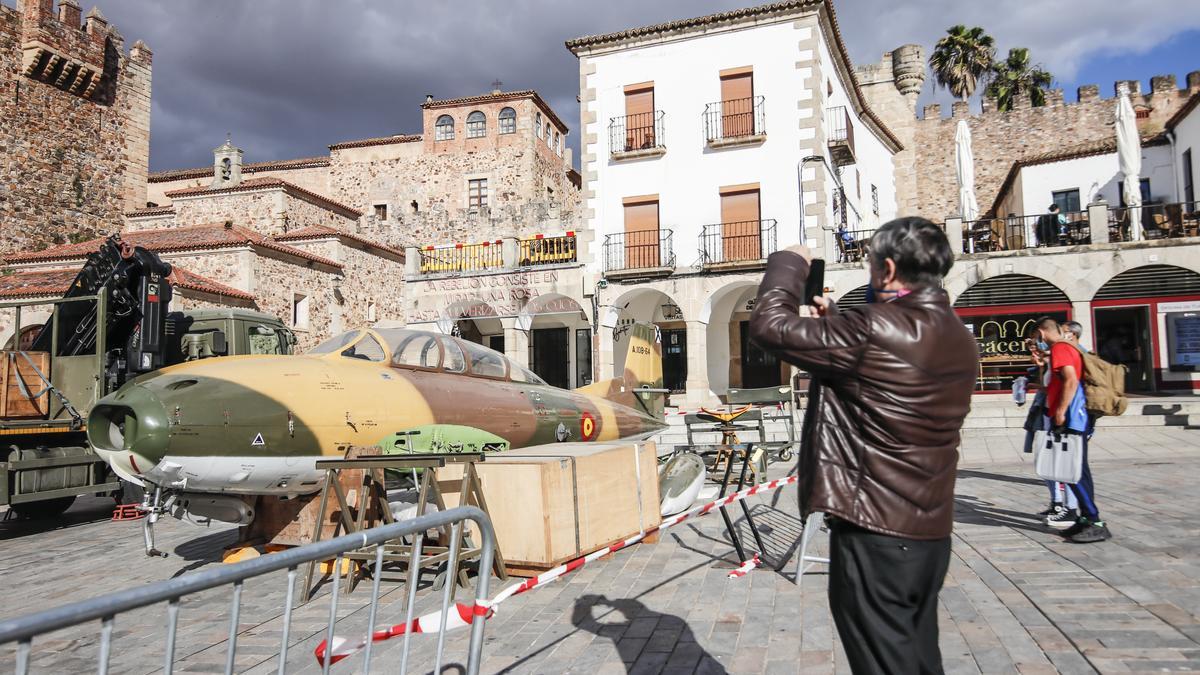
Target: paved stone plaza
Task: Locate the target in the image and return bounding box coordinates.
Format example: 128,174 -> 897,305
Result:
2,427 -> 1199,674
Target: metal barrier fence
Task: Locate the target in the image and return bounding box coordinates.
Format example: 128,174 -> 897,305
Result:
0,506 -> 496,675
1109,202 -> 1200,241
963,211 -> 1089,253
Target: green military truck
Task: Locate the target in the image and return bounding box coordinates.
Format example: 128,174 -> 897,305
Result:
1,235 -> 294,518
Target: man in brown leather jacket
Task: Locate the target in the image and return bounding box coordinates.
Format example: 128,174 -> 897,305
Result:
750,217 -> 978,674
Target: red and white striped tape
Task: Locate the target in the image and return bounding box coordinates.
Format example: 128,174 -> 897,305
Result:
727,554 -> 761,579
314,473 -> 798,665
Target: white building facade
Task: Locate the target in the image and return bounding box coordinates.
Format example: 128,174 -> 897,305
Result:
568,1 -> 908,406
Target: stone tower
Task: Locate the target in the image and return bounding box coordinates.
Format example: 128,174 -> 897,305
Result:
855,44 -> 926,216
0,0 -> 152,256
211,135 -> 243,188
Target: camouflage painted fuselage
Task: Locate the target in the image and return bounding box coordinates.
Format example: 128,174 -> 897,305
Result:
88,327 -> 665,495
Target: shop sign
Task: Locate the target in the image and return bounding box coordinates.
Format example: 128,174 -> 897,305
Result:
1166,311 -> 1200,371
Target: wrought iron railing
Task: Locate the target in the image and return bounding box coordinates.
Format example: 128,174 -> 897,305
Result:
826,106 -> 855,164
519,233 -> 577,266
703,96 -> 765,142
835,228 -> 875,264
609,111 -> 665,154
603,229 -> 674,273
701,219 -> 777,265
1108,202 -> 1200,241
419,241 -> 503,274
962,211 -> 1089,253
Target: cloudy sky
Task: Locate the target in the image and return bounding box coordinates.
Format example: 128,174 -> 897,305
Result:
53,0 -> 1200,172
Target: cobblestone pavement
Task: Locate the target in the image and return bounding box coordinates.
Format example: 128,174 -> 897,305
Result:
2,429 -> 1199,674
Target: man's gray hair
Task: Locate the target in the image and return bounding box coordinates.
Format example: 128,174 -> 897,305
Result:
1064,320 -> 1084,339
868,217 -> 954,287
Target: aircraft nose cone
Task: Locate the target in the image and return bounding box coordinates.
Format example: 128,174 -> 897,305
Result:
88,383 -> 170,481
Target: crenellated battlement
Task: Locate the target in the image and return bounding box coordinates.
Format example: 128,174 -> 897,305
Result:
1,0 -> 152,257
918,71 -> 1200,127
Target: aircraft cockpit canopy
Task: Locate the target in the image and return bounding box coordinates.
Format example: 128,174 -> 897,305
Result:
307,328 -> 547,385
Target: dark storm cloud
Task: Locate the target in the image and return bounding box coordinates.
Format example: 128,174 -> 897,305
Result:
90,1 -> 1198,172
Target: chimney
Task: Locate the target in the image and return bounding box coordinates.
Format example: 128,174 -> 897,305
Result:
425,94 -> 434,104
211,135 -> 243,189
58,0 -> 81,27
1077,84 -> 1099,102
922,103 -> 941,119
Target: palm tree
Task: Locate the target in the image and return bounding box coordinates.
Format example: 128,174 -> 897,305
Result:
986,47 -> 1054,111
928,25 -> 996,102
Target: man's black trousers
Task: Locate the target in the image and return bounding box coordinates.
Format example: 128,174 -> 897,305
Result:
827,520 -> 952,674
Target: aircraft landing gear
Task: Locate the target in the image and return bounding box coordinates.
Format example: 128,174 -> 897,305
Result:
140,485 -> 174,558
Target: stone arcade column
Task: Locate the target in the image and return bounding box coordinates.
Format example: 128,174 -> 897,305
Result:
945,216 -> 964,256
501,318 -> 530,369
1088,201 -> 1110,245
1071,302 -> 1095,350
682,320 -> 711,409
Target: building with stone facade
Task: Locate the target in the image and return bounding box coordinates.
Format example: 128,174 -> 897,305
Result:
1,139 -> 407,352
566,0 -> 907,406
0,0 -> 150,258
140,90 -> 588,385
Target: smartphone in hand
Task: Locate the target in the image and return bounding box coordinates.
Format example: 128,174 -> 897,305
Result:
803,258 -> 826,307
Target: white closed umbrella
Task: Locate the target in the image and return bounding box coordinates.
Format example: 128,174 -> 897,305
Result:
955,120 -> 981,251
1116,85 -> 1143,241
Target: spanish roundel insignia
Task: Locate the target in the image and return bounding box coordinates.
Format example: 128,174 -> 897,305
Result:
580,412 -> 597,441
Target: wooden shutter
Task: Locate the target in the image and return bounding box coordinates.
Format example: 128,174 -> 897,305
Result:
720,186 -> 761,262
720,68 -> 753,137
624,83 -> 655,150
623,196 -> 659,268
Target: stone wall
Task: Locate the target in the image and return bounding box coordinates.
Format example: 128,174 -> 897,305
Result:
856,45 -> 924,217
170,187 -> 357,235
0,1 -> 150,258
909,75 -> 1200,221
284,238 -> 406,329
146,162 -> 330,207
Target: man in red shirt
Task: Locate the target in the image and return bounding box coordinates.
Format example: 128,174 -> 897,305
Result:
1036,317 -> 1111,543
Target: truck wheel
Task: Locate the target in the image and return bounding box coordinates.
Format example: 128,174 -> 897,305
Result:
10,496 -> 76,519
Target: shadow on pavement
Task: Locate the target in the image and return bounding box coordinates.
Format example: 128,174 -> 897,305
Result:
958,468 -> 1043,487
571,594 -> 727,674
170,528 -> 239,577
0,496 -> 117,541
954,494 -> 1047,534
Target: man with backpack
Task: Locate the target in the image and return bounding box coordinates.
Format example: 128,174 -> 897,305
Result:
1035,318 -> 1112,543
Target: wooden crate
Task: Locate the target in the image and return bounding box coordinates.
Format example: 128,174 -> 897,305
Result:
438,441 -> 660,576
1,351 -> 50,419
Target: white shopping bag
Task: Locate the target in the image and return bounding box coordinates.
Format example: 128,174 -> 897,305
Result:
1033,430 -> 1084,484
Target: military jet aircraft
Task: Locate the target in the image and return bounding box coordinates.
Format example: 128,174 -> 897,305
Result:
87,322 -> 665,546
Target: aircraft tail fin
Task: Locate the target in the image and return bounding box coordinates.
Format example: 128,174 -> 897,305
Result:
577,322 -> 665,420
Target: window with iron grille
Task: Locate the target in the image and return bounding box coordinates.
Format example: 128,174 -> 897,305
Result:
373,204 -> 387,221
435,115 -> 454,141
871,185 -> 879,216
466,110 -> 486,138
499,107 -> 516,134
468,178 -> 488,209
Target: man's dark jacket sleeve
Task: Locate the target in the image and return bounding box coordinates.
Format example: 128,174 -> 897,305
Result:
749,251 -> 871,377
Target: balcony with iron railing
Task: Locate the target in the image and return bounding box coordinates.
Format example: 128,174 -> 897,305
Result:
703,96 -> 766,148
609,111 -> 666,160
602,229 -> 675,278
409,232 -> 578,278
826,106 -> 855,166
1108,202 -> 1200,242
961,211 -> 1090,254
700,219 -> 777,269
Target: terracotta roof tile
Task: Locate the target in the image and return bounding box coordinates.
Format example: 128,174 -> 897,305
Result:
422,90 -> 569,134
565,1 -> 819,50
148,156 -> 330,183
164,177 -> 361,218
329,134 -> 421,150
125,205 -> 176,218
275,224 -> 406,261
3,223 -> 343,269
0,266 -> 255,302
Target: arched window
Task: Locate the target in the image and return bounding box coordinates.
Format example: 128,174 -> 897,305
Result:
466,110 -> 486,138
498,107 -> 516,134
435,114 -> 455,141
554,131 -> 562,155
544,123 -> 552,146
535,112 -> 543,138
